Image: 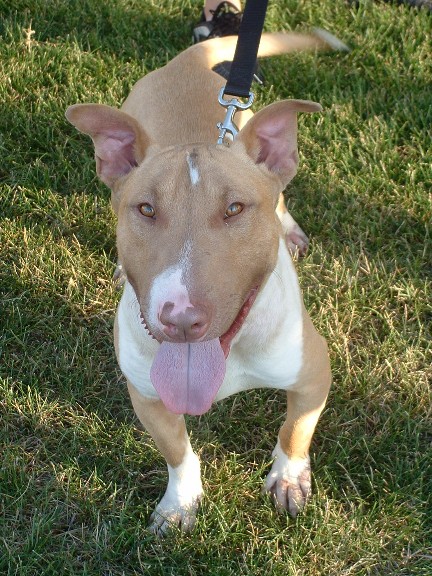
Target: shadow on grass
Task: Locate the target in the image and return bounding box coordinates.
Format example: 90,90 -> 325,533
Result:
0,0 -> 192,60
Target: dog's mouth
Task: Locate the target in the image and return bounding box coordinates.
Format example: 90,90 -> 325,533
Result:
140,286 -> 259,352
219,286 -> 259,356
140,287 -> 259,416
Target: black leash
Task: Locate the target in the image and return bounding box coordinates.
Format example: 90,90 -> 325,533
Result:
224,0 -> 269,98
217,0 -> 269,144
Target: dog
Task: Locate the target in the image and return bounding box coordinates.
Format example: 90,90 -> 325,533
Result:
66,30 -> 339,535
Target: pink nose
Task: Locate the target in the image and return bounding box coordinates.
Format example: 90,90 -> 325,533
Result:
159,302 -> 211,342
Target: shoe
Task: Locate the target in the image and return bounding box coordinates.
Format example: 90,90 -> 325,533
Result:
193,2 -> 242,44
192,1 -> 263,84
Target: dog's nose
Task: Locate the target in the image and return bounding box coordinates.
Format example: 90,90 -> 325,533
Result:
159,302 -> 210,342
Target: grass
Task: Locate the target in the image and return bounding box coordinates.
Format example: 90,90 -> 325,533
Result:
0,0 -> 431,574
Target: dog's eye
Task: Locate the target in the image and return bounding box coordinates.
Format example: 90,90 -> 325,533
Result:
225,202 -> 244,218
138,203 -> 156,218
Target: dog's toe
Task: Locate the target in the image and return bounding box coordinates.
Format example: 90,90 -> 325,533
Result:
148,506 -> 198,537
148,493 -> 201,536
266,473 -> 310,516
264,452 -> 311,517
148,509 -> 181,536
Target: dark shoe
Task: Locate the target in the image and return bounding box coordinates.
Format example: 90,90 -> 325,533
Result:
192,1 -> 263,84
192,2 -> 242,44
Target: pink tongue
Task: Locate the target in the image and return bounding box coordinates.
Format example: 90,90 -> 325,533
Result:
150,338 -> 226,416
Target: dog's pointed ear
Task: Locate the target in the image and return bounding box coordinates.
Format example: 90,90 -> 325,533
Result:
66,104 -> 152,188
233,100 -> 322,187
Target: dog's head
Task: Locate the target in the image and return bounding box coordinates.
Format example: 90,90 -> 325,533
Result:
66,100 -> 320,414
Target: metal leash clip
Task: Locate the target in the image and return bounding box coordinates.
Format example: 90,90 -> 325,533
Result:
216,88 -> 254,145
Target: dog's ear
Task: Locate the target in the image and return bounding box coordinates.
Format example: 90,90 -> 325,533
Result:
66,104 -> 151,188
233,100 -> 322,187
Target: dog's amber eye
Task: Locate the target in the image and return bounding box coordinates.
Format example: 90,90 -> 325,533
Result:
139,203 -> 155,218
225,202 -> 244,218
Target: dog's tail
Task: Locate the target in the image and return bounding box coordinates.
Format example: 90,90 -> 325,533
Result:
186,29 -> 349,71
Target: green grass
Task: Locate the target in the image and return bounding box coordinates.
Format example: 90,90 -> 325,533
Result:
1,0 -> 431,574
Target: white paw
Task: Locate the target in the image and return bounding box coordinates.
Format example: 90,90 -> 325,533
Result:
263,440 -> 311,517
148,450 -> 203,536
278,211 -> 309,257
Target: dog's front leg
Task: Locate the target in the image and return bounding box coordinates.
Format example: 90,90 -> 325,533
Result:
264,325 -> 331,516
127,382 -> 203,535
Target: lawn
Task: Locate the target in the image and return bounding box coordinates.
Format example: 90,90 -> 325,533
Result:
0,0 -> 431,574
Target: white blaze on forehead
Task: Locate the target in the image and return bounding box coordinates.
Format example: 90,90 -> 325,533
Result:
148,239 -> 193,327
186,152 -> 200,186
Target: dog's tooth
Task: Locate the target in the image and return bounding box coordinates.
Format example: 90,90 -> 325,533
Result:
139,313 -> 156,338
140,312 -> 150,332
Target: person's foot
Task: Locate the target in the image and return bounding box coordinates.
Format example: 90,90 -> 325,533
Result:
193,2 -> 242,44
192,1 -> 263,84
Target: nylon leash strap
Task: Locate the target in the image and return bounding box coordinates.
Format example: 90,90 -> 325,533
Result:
217,0 -> 269,144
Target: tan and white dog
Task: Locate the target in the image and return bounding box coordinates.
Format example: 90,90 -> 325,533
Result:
66,31 -> 336,535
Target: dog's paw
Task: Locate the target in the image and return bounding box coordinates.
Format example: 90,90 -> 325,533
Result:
149,487 -> 203,536
285,225 -> 309,258
278,211 -> 309,257
148,451 -> 203,536
263,442 -> 311,517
